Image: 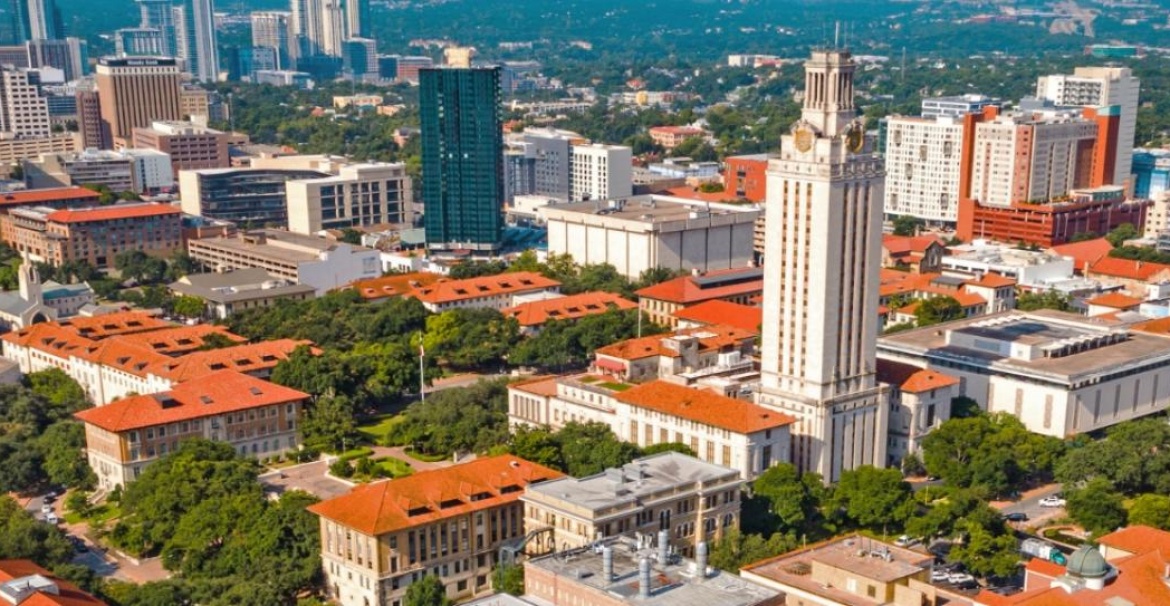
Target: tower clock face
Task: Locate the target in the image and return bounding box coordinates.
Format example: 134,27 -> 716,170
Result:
794,125 -> 814,153
846,123 -> 865,153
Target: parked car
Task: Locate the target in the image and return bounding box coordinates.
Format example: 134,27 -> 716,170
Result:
44,513 -> 58,524
931,569 -> 951,582
948,572 -> 976,585
1039,496 -> 1067,508
40,504 -> 52,514
1005,512 -> 1029,522
894,535 -> 918,547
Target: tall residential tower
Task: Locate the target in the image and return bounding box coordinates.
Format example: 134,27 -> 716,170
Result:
757,49 -> 888,481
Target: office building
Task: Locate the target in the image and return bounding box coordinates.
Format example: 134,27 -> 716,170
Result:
285,162 -> 412,233
171,0 -> 218,82
135,0 -> 175,55
883,115 -> 964,224
1037,66 -> 1140,186
519,127 -> 580,200
114,27 -> 165,57
543,195 -> 760,280
570,143 -> 632,202
522,452 -> 742,555
420,67 -> 504,251
95,57 -> 182,146
253,69 -> 312,88
877,310 -> 1170,438
1,202 -> 182,268
292,0 -> 362,59
967,111 -> 1098,207
1134,149 -> 1170,200
920,93 -> 999,118
756,49 -> 889,482
178,165 -> 330,225
75,370 -> 308,488
308,455 -> 564,606
392,55 -> 432,82
0,560 -> 108,606
510,375 -> 794,480
132,120 -> 240,175
342,37 -> 375,77
741,534 -> 937,605
25,38 -> 86,81
169,267 -> 315,318
26,0 -> 63,41
523,536 -> 783,606
0,0 -> 29,45
251,11 -> 295,69
0,65 -> 50,138
186,228 -> 380,295
23,148 -> 173,193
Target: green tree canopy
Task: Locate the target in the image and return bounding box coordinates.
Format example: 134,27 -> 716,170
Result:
915,296 -> 964,327
404,575 -> 451,606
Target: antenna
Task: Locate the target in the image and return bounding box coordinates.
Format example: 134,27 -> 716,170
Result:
834,21 -> 840,48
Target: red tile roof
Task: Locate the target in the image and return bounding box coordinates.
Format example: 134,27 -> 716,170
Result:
347,272 -> 444,300
1051,238 -> 1114,272
502,291 -> 636,327
673,300 -> 762,334
74,370 -> 307,433
509,376 -> 559,397
615,381 -> 796,434
966,273 -> 1017,288
1098,525 -> 1170,559
876,359 -> 959,394
882,234 -> 945,255
1086,292 -> 1144,309
307,455 -> 563,536
0,187 -> 101,207
411,272 -> 560,305
110,324 -> 245,355
594,324 -> 754,361
635,267 -> 763,305
153,339 -> 313,382
45,203 -> 181,223
991,549 -> 1170,605
1131,316 -> 1170,337
0,560 -> 107,606
1086,257 -> 1170,281
54,311 -> 171,339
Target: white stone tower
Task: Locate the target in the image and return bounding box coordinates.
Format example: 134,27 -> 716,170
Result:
756,48 -> 888,482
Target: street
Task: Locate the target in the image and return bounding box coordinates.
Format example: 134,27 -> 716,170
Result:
994,483 -> 1065,529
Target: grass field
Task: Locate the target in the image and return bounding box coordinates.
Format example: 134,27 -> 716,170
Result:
358,415 -> 406,444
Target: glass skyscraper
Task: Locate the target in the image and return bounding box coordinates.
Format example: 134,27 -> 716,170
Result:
420,67 -> 504,251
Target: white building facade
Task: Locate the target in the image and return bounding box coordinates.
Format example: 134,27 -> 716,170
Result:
1037,67 -> 1140,186
570,143 -> 633,202
883,115 -> 964,224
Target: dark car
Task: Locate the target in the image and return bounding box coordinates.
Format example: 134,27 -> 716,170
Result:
1004,512 -> 1029,522
68,536 -> 88,552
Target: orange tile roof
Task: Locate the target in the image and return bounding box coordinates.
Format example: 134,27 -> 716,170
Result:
1086,257 -> 1170,281
594,324 -> 754,361
673,300 -> 762,334
54,311 -> 171,339
993,549 -> 1170,605
1086,292 -> 1144,309
950,291 -> 988,308
876,359 -> 959,394
0,186 -> 101,207
410,272 -> 560,305
635,267 -> 763,305
1131,316 -> 1170,337
154,339 -> 313,382
307,455 -> 563,536
966,273 -> 1017,288
347,272 -> 444,300
75,370 -> 307,433
111,324 -> 246,355
1025,557 -> 1066,578
0,560 -> 107,605
1097,525 -> 1170,559
509,376 -> 559,397
615,381 -> 796,434
1050,238 -> 1114,272
45,203 -> 181,223
502,291 -> 636,327
882,234 -> 944,255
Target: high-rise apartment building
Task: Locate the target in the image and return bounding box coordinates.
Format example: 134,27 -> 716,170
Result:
521,127 -> 577,200
27,38 -> 87,81
292,0 -> 363,59
757,49 -> 888,481
341,37 -> 375,76
920,94 -> 999,118
115,27 -> 166,57
26,0 -> 63,41
95,56 -> 182,146
0,0 -> 29,45
570,143 -> 633,201
285,162 -> 413,233
420,67 -> 504,251
1037,67 -> 1139,186
251,11 -> 295,69
967,113 -> 1097,207
135,0 -> 174,55
75,87 -> 103,148
173,0 -> 218,82
344,0 -> 364,39
0,65 -> 51,138
883,115 -> 965,224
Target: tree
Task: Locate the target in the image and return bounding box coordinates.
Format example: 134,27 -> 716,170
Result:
423,308 -> 519,369
923,413 -> 1063,497
25,368 -> 87,408
831,465 -> 915,530
709,528 -> 796,572
172,295 -> 206,319
949,520 -> 1021,578
65,490 -> 92,518
892,215 -> 922,236
1128,494 -> 1170,530
556,421 -> 641,477
1067,478 -> 1126,536
404,575 -> 451,606
492,563 -> 524,595
0,496 -> 73,566
752,463 -> 825,535
1105,223 -> 1138,247
300,395 -> 360,453
389,379 -> 513,456
1056,417 -> 1170,496
340,228 -> 363,245
1016,290 -> 1071,312
915,296 -> 963,327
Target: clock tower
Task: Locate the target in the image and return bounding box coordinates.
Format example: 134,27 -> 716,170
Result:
757,49 -> 889,482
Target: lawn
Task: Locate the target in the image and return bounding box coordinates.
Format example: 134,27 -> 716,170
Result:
373,457 -> 412,478
403,448 -> 449,463
64,503 -> 121,526
599,381 -> 633,391
337,446 -> 374,462
358,415 -> 406,445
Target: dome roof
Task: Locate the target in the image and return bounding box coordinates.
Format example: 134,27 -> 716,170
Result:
1066,545 -> 1109,579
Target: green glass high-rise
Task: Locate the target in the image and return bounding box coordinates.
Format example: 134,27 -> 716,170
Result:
420,67 -> 504,251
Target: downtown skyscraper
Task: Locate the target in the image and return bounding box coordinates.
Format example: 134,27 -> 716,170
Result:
420,67 -> 504,252
173,0 -> 218,82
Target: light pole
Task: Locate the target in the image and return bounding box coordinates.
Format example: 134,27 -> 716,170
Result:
417,331 -> 426,402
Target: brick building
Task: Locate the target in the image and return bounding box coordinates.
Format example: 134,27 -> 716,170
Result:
1,203 -> 182,268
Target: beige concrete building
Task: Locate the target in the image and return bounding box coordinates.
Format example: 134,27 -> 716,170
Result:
285,162 -> 413,234
95,57 -> 182,146
521,452 -> 742,557
168,267 -> 316,318
757,49 -> 889,482
132,120 -> 246,175
0,133 -> 79,165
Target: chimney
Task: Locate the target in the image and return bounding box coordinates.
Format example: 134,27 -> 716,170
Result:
696,541 -> 709,578
639,557 -> 652,599
602,546 -> 614,581
658,529 -> 670,564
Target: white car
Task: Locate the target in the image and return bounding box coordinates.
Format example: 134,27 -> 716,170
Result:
40,504 -> 52,514
931,569 -> 950,582
44,513 -> 59,524
948,572 -> 976,585
894,535 -> 918,547
1039,496 -> 1067,508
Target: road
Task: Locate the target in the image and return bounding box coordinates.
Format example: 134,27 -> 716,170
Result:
424,371 -> 510,394
994,484 -> 1065,529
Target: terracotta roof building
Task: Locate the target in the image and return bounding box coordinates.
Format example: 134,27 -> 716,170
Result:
1086,292 -> 1144,316
876,359 -> 960,465
1,311 -> 312,405
0,559 -> 108,605
1085,257 -> 1170,296
75,370 -> 308,488
502,291 -> 636,331
509,375 -> 794,479
1050,237 -> 1113,273
636,267 -> 764,328
592,324 -> 758,398
878,270 -> 1016,328
408,271 -> 561,312
345,272 -> 444,302
673,300 -> 762,334
308,455 -> 563,606
881,234 -> 947,274
1,202 -> 182,269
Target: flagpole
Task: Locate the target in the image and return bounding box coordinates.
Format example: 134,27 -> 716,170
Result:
418,332 -> 426,402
